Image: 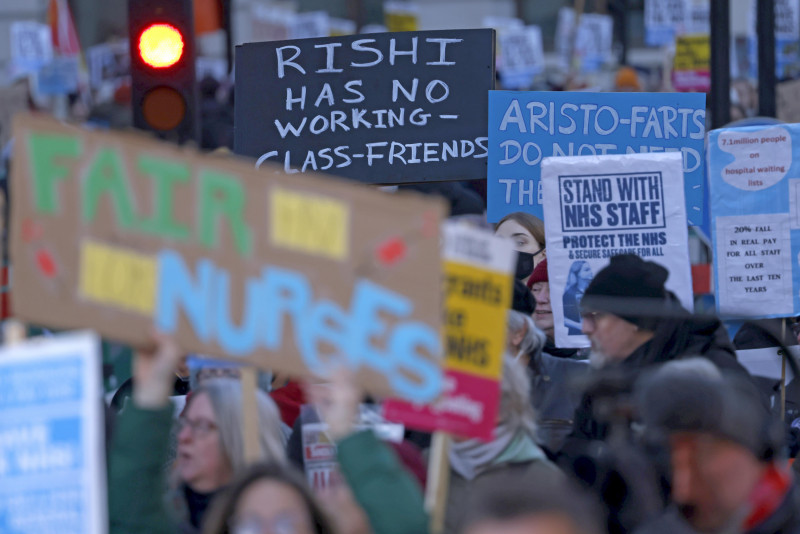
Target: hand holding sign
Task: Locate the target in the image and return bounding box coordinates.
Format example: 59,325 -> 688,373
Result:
132,330 -> 183,408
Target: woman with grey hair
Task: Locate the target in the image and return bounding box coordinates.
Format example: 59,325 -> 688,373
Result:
444,355 -> 562,534
507,309 -> 547,367
109,334 -> 288,534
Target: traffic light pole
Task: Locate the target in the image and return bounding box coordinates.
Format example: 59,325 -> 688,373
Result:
757,0 -> 776,117
710,0 -> 730,128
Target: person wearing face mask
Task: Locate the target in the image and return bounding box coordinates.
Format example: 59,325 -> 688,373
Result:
495,212 -> 546,284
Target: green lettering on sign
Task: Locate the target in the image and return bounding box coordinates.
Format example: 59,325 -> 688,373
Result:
28,133 -> 81,214
83,147 -> 140,229
137,155 -> 191,241
198,170 -> 252,257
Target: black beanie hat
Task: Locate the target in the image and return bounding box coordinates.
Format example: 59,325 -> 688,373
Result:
580,254 -> 668,329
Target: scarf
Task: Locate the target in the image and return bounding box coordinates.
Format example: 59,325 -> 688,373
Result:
449,425 -> 545,481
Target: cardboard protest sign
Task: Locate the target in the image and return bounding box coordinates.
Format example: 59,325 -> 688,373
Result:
0,331 -> 106,534
707,124 -> 800,319
10,113 -> 446,403
234,29 -> 495,184
541,152 -> 694,348
672,35 -> 710,93
383,223 -> 515,441
487,91 -> 707,225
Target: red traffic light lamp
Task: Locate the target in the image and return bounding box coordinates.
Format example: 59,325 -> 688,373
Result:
128,0 -> 198,143
138,23 -> 184,68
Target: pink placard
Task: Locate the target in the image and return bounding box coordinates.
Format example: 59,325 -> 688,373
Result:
383,369 -> 501,441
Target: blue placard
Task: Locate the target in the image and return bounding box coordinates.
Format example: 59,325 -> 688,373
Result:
708,124 -> 800,319
0,332 -> 105,534
487,91 -> 707,225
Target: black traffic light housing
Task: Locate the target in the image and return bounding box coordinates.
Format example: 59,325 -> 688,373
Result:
128,0 -> 199,143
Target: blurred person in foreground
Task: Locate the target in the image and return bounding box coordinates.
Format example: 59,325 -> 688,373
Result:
459,471 -> 604,534
635,365 -> 799,534
569,254 -> 750,443
108,335 -> 287,534
445,355 -> 562,534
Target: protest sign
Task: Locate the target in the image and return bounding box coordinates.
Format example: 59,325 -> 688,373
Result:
672,34 -> 710,92
497,26 -> 544,90
645,0 -> 710,46
234,29 -> 495,184
10,22 -> 53,76
555,9 -> 613,73
707,124 -> 800,319
384,2 -> 420,32
541,152 -> 694,348
10,113 -> 446,403
487,91 -> 707,225
383,223 -> 515,441
0,331 -> 106,534
35,56 -> 80,96
645,0 -> 687,46
86,41 -> 130,90
745,0 -> 800,79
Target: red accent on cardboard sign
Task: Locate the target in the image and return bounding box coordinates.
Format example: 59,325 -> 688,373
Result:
36,249 -> 58,278
22,220 -> 44,242
377,237 -> 407,265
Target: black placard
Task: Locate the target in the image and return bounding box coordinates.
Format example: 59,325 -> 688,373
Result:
234,29 -> 495,184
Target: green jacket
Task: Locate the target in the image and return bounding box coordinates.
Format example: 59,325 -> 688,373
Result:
107,403 -> 175,534
108,404 -> 429,534
337,430 -> 429,534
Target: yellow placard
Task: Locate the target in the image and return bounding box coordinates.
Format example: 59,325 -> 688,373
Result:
443,260 -> 512,379
270,188 -> 349,261
79,241 -> 158,314
673,34 -> 710,71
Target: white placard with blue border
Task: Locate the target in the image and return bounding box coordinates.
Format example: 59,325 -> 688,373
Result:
0,331 -> 106,534
542,152 -> 694,348
708,124 -> 800,319
487,91 -> 707,225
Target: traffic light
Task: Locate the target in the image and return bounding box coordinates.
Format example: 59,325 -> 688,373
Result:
128,0 -> 198,143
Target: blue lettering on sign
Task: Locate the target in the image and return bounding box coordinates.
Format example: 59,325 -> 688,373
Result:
155,251 -> 443,402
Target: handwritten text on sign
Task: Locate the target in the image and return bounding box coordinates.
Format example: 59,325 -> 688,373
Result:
234,29 -> 496,184
11,114 -> 445,402
487,91 -> 706,225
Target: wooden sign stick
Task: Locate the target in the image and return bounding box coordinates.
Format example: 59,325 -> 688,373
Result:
425,431 -> 451,534
240,367 -> 261,463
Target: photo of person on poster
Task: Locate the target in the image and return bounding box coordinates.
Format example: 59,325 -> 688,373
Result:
563,261 -> 593,335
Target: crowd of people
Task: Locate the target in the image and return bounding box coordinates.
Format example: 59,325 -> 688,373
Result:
93,206 -> 800,534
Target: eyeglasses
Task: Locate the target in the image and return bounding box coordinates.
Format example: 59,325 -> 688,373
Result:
229,512 -> 311,534
579,310 -> 607,327
177,416 -> 218,437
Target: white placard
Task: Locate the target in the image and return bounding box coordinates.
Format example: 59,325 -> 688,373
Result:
0,331 -> 106,534
542,152 -> 694,348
